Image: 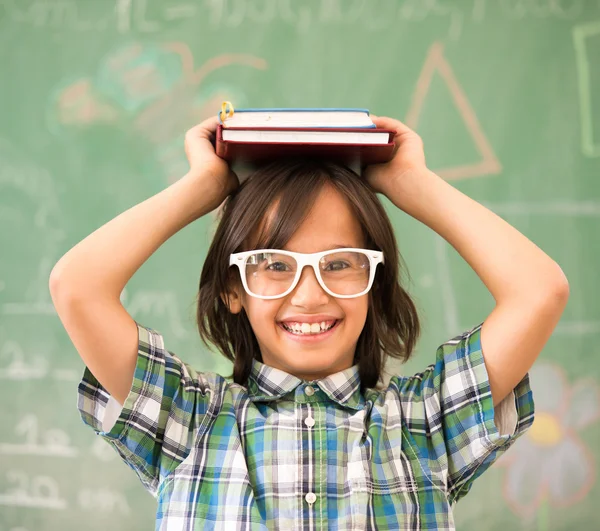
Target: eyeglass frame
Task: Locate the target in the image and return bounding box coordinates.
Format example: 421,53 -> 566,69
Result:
229,248 -> 384,300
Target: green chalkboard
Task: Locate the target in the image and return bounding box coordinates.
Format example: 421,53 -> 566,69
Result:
1,1 -> 599,530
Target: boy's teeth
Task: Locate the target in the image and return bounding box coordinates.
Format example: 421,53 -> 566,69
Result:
283,321 -> 335,334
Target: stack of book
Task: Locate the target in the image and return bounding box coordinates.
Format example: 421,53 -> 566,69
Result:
214,102 -> 394,173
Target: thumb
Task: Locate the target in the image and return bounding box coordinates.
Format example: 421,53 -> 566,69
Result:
187,115 -> 220,143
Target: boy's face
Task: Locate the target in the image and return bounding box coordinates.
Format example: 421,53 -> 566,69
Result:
230,184 -> 369,381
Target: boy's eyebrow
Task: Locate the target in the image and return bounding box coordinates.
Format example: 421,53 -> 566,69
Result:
329,244 -> 358,249
281,244 -> 360,252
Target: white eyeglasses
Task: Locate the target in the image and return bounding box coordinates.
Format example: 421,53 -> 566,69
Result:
229,248 -> 384,299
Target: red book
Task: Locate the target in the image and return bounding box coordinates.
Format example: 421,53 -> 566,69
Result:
215,125 -> 395,168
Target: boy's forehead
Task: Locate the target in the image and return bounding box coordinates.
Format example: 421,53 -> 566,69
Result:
248,185 -> 365,251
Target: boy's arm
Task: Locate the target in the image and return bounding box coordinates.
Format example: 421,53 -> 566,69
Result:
49,118 -> 238,405
366,116 -> 569,407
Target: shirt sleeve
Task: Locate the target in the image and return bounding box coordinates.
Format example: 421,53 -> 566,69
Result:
77,322 -> 226,496
391,322 -> 535,505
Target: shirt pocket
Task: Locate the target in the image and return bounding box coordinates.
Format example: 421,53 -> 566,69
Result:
347,441 -> 425,529
347,439 -> 420,495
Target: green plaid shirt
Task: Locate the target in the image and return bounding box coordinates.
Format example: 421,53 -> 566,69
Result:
78,322 -> 534,530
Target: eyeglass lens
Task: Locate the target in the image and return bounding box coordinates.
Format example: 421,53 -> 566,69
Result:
244,251 -> 371,297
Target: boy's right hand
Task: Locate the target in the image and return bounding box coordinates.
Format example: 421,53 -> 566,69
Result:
184,116 -> 239,206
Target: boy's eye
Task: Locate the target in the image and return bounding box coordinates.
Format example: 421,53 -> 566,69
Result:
323,260 -> 349,271
266,261 -> 290,272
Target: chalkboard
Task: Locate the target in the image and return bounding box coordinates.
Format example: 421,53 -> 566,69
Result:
1,1 -> 599,530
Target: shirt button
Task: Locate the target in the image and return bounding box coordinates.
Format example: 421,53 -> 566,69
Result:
305,492 -> 317,504
304,416 -> 315,427
304,385 -> 315,396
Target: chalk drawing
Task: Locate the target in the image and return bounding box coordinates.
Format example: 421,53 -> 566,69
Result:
50,43 -> 267,184
495,363 -> 599,518
405,42 -> 502,180
573,20 -> 600,157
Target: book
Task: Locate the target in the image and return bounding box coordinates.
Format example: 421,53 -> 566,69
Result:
220,128 -> 390,144
214,102 -> 395,173
217,107 -> 376,129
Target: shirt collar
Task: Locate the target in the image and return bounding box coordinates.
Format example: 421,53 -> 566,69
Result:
247,358 -> 364,411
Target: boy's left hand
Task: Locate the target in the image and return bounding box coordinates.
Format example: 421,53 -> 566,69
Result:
364,115 -> 428,196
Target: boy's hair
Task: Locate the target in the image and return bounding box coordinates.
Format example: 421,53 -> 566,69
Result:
196,159 -> 420,392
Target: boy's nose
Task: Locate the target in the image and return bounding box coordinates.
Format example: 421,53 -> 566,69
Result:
289,266 -> 329,307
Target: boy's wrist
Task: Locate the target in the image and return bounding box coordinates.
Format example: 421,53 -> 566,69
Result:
175,170 -> 231,221
379,167 -> 435,213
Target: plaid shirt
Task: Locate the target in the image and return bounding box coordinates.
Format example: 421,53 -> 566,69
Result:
78,322 -> 534,530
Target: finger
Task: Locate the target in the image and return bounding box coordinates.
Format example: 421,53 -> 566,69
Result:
371,115 -> 415,136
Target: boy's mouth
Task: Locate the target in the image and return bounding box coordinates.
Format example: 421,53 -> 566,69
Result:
278,319 -> 339,336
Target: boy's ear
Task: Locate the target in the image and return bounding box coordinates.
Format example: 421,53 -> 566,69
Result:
220,287 -> 243,314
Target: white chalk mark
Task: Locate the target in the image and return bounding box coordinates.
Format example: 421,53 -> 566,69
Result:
0,415 -> 79,457
481,200 -> 600,216
78,488 -> 130,513
448,9 -> 464,40
573,20 -> 600,157
127,290 -> 188,338
0,342 -> 78,382
0,472 -> 67,510
472,0 -> 487,21
90,438 -> 117,462
51,368 -> 80,382
134,0 -> 159,32
418,274 -> 435,288
115,0 -> 132,32
0,444 -> 78,458
435,235 -> 459,337
555,320 -> 600,335
164,3 -> 196,19
2,302 -> 56,315
0,341 -> 48,380
0,494 -> 67,509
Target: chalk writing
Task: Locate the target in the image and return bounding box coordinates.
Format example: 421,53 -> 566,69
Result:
0,415 -> 79,458
0,339 -> 79,382
90,438 -> 117,462
0,471 -> 66,510
78,488 -> 130,513
0,0 -> 594,33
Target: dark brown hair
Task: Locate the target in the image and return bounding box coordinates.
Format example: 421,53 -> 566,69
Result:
196,159 -> 420,392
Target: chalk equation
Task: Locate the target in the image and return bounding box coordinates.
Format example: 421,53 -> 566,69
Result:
0,339 -> 79,382
0,415 -> 79,458
0,471 -> 66,510
78,488 -> 130,514
0,472 -> 128,512
0,0 -> 595,35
